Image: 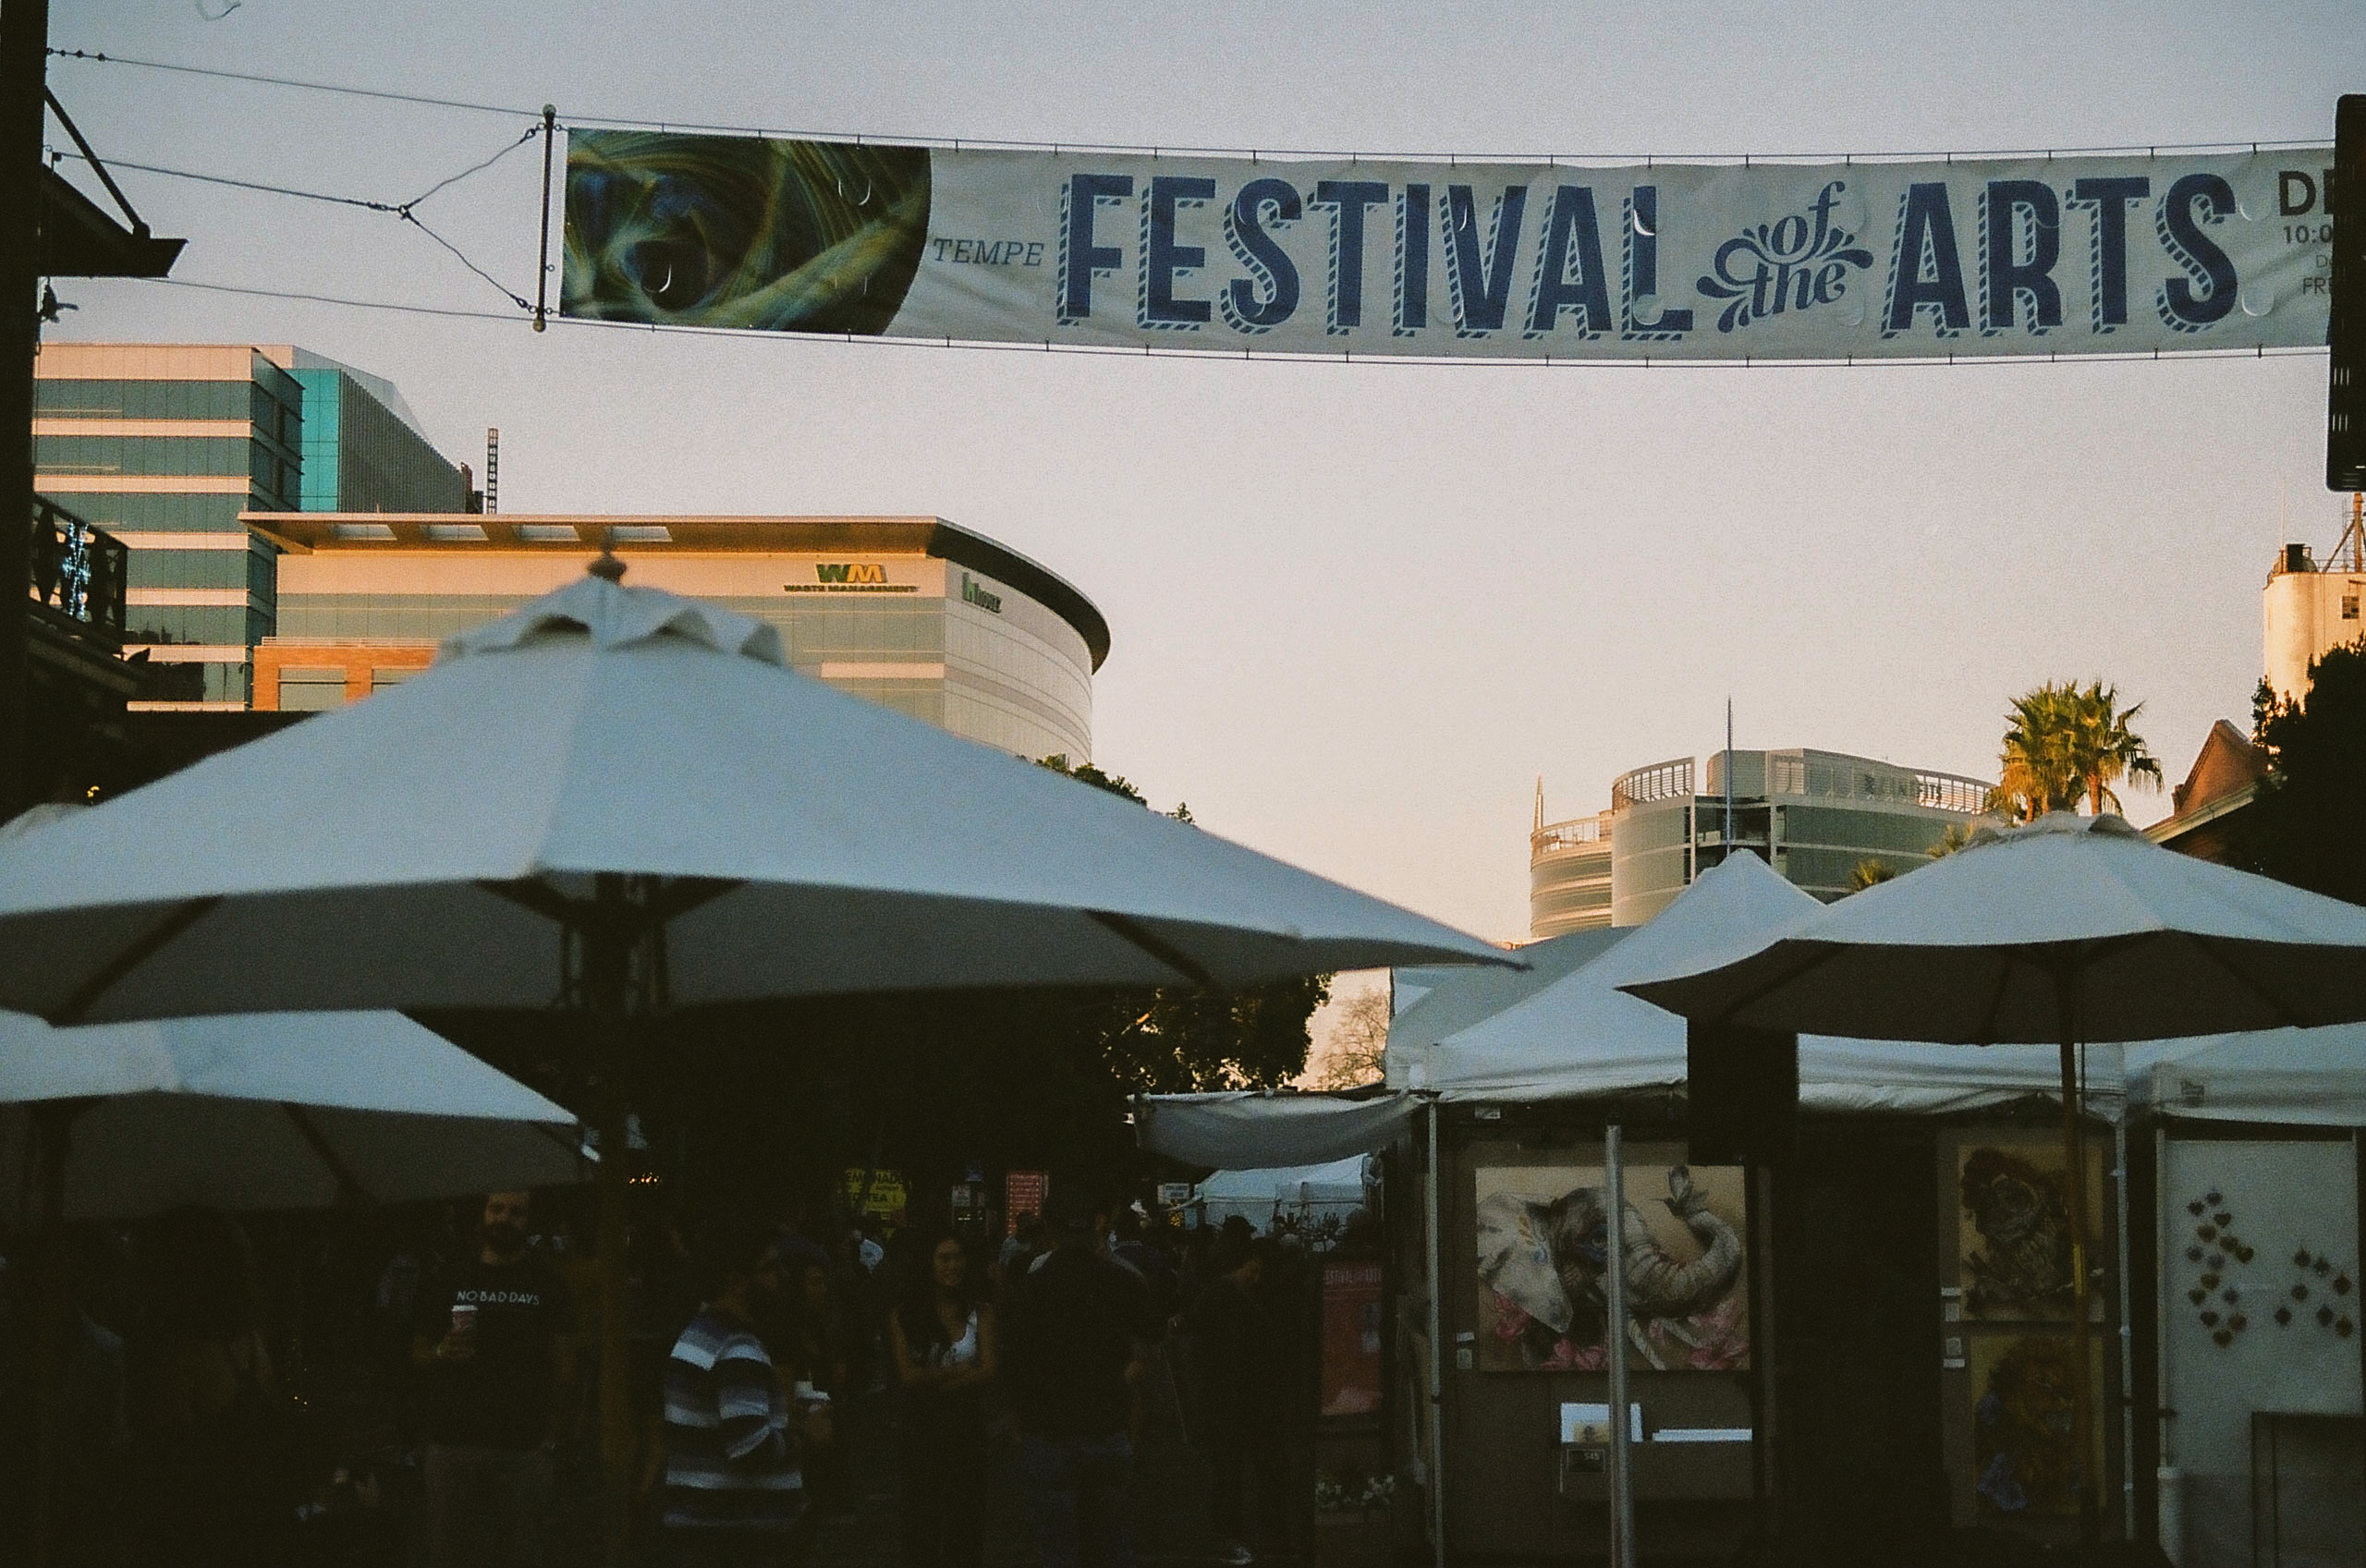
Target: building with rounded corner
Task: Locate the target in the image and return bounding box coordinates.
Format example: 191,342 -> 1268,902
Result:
246,513 -> 1107,762
1532,748 -> 1992,936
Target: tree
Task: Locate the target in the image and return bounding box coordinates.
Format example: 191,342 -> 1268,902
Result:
2238,638 -> 2366,906
1308,987 -> 1392,1088
1846,857 -> 1898,893
1987,680 -> 2162,821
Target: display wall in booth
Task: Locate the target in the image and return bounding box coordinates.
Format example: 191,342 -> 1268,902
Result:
1474,1161 -> 1749,1373
2158,1138 -> 2361,1568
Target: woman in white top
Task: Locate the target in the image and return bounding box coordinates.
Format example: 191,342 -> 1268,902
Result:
889,1232 -> 999,1567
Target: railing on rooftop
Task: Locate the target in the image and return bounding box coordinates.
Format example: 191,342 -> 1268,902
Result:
29,495 -> 126,640
1611,757 -> 1693,813
1911,771 -> 1992,814
1531,815 -> 1607,857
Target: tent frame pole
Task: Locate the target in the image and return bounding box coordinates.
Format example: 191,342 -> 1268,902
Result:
1426,1093 -> 1446,1568
2115,1112 -> 2136,1538
1605,1123 -> 1636,1568
2055,971 -> 2100,1545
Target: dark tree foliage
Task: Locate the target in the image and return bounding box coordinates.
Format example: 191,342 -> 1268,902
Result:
2238,639 -> 2366,906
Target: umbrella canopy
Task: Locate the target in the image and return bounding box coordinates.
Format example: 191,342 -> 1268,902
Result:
0,571 -> 1506,1024
1619,812 -> 2366,1042
0,1010 -> 581,1222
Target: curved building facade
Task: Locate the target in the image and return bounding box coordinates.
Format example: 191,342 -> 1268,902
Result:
249,514 -> 1106,762
1532,748 -> 1991,935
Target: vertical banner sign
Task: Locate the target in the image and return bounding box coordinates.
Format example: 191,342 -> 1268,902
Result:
1005,1170 -> 1046,1236
564,130 -> 2334,361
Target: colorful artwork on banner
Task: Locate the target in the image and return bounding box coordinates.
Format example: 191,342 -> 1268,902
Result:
1956,1141 -> 2105,1321
565,130 -> 2334,363
1968,1334 -> 2106,1517
1473,1161 -> 1748,1372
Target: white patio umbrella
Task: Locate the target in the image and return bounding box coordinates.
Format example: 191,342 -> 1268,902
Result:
1620,811 -> 2366,1539
0,562 -> 1508,1559
0,1009 -> 582,1223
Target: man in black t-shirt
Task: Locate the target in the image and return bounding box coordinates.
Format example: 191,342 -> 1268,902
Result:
410,1190 -> 573,1567
1003,1186 -> 1161,1568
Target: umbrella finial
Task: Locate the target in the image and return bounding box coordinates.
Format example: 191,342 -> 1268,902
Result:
588,529 -> 627,584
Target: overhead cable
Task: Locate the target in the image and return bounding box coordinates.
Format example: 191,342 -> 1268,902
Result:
49,124 -> 543,312
120,277 -> 2328,371
47,45 -> 2329,164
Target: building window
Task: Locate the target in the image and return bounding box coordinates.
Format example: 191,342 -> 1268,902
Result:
2344,594 -> 2360,621
371,667 -> 418,693
279,668 -> 348,711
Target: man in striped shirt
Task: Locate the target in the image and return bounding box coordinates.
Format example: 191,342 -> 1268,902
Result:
663,1214 -> 826,1565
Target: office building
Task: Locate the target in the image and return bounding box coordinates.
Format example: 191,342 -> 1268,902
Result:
32,343 -> 470,709
1531,748 -> 1992,935
247,513 -> 1105,761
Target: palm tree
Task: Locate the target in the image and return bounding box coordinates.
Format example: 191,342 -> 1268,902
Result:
1846,857 -> 1898,893
2066,680 -> 2163,815
1986,681 -> 2163,821
1989,684 -> 2082,822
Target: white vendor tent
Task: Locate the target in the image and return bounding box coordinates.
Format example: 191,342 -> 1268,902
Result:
1192,1156 -> 1371,1232
1387,853 -> 2092,1116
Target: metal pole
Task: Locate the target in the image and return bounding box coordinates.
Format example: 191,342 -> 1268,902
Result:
1605,1123 -> 1636,1568
2153,1120 -> 2178,1563
533,104 -> 556,331
1724,699 -> 1735,856
2114,1100 -> 2136,1538
0,0 -> 52,818
2055,973 -> 2100,1545
1421,1095 -> 1446,1564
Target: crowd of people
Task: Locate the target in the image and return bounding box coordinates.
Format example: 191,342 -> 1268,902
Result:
6,1179 -> 1327,1568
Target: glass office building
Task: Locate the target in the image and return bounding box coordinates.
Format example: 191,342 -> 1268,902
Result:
1531,748 -> 1992,935
33,344 -> 470,709
250,514 -> 1106,762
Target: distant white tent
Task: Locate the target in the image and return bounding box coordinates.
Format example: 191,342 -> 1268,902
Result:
1193,1156 -> 1370,1233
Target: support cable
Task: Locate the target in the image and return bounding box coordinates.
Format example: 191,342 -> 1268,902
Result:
49,121 -> 542,312
45,45 -> 2331,164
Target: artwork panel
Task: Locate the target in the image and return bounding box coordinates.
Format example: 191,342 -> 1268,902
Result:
1474,1161 -> 1749,1373
1966,1332 -> 2106,1518
1956,1140 -> 2107,1322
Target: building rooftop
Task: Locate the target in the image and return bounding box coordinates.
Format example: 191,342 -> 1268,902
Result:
242,511 -> 1112,671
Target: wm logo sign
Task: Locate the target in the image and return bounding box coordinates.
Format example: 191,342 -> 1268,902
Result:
815,563 -> 886,585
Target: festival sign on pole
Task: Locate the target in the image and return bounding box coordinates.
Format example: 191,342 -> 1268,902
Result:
562,130 -> 2335,362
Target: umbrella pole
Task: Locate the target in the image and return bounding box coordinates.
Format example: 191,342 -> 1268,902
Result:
2055,985 -> 2100,1545
594,1025 -> 632,1568
1604,1123 -> 1636,1568
29,1101 -> 67,1568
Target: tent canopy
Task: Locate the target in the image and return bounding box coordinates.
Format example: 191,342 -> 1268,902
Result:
1134,1090 -> 1420,1169
1384,854 -> 2116,1115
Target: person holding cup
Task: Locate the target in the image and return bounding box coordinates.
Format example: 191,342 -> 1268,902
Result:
410,1189 -> 574,1566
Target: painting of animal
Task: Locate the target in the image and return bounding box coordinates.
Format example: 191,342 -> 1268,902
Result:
1475,1161 -> 1750,1372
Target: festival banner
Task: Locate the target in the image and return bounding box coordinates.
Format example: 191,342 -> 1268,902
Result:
562,130 -> 2335,361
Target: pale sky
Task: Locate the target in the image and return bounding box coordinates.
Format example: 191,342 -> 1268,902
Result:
45,0 -> 2366,946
